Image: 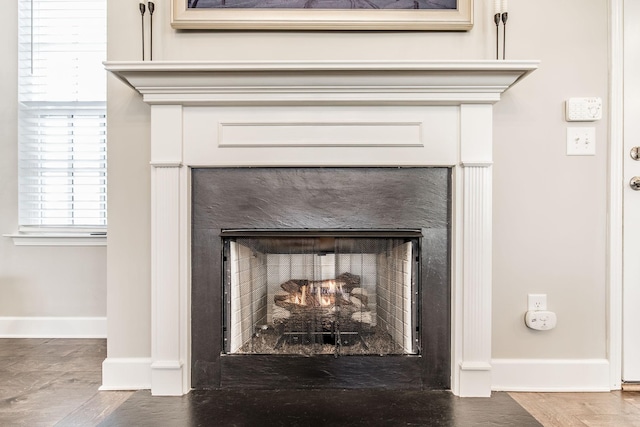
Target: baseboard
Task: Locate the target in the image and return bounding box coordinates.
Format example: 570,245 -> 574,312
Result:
101,357 -> 152,390
0,316 -> 107,338
492,358 -> 611,392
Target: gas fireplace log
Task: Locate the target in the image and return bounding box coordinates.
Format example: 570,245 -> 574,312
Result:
273,272 -> 372,329
272,305 -> 291,321
274,300 -> 361,316
279,273 -> 360,295
274,292 -> 352,309
275,293 -> 318,306
274,294 -> 289,303
273,300 -> 372,327
335,272 -> 361,292
350,296 -> 364,308
274,299 -> 350,314
275,300 -> 308,312
280,280 -> 307,294
277,284 -> 357,308
351,311 -> 373,324
350,291 -> 369,306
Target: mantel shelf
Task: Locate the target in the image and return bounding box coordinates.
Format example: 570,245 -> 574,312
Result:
105,60 -> 539,106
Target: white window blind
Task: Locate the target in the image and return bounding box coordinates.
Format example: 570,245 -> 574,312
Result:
18,0 -> 107,228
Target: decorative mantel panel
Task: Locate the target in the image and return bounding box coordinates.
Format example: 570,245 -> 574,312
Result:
105,60 -> 538,397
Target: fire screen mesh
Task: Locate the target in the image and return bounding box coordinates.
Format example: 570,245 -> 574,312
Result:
223,234 -> 419,356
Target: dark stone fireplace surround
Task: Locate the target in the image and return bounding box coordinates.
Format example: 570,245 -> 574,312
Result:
191,167 -> 451,389
103,59 -> 537,397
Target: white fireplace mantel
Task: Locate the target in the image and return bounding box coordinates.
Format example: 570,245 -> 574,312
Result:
104,60 -> 538,397
107,60 -> 537,105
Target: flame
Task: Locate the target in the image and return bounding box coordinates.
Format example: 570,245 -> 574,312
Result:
319,294 -> 332,306
317,280 -> 337,307
284,279 -> 347,307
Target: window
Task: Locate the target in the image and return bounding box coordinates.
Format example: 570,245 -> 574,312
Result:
17,0 -> 107,232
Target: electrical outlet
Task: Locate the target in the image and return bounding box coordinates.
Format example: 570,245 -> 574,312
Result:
527,294 -> 547,311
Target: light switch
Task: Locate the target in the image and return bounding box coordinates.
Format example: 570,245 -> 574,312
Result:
567,127 -> 596,156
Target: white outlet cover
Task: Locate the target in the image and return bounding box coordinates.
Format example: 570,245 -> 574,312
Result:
567,127 -> 596,156
527,293 -> 547,311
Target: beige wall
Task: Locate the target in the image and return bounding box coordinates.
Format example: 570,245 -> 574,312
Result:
0,1 -> 106,320
493,1 -> 608,358
0,0 -> 607,366
104,0 -> 606,362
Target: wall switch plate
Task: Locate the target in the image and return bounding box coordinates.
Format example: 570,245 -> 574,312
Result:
565,97 -> 602,121
567,127 -> 596,156
527,294 -> 547,311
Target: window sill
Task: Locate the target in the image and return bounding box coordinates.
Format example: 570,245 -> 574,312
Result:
4,232 -> 107,247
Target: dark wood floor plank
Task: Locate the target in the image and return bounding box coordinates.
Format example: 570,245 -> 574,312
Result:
2,338 -> 640,427
55,390 -> 134,427
0,338 -> 107,427
98,389 -> 542,427
0,370 -> 64,400
509,391 -> 640,427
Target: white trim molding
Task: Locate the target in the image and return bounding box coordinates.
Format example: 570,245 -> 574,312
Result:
0,316 -> 107,338
105,60 -> 538,397
457,164 -> 493,397
4,232 -> 107,246
492,359 -> 611,392
105,60 -> 539,106
607,0 -> 624,391
101,358 -> 152,391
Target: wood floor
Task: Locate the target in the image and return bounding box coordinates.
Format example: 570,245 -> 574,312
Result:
0,339 -> 131,426
1,338 -> 639,426
511,391 -> 640,427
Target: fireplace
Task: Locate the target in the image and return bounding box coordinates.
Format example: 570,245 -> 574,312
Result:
104,59 -> 538,397
225,234 -> 418,356
191,167 -> 450,388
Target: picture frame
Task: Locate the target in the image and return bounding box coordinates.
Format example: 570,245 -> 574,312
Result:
171,0 -> 473,31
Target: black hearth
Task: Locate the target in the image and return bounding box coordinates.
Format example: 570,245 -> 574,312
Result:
192,167 -> 450,389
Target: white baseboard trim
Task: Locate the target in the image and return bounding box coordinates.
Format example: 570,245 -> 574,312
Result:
0,316 -> 107,338
492,358 -> 611,392
101,357 -> 152,391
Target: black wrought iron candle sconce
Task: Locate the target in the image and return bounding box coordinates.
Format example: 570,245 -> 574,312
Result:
494,0 -> 508,60
139,1 -> 155,61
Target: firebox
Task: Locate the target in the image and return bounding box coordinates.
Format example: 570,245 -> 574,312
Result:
222,231 -> 421,357
191,167 -> 451,390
